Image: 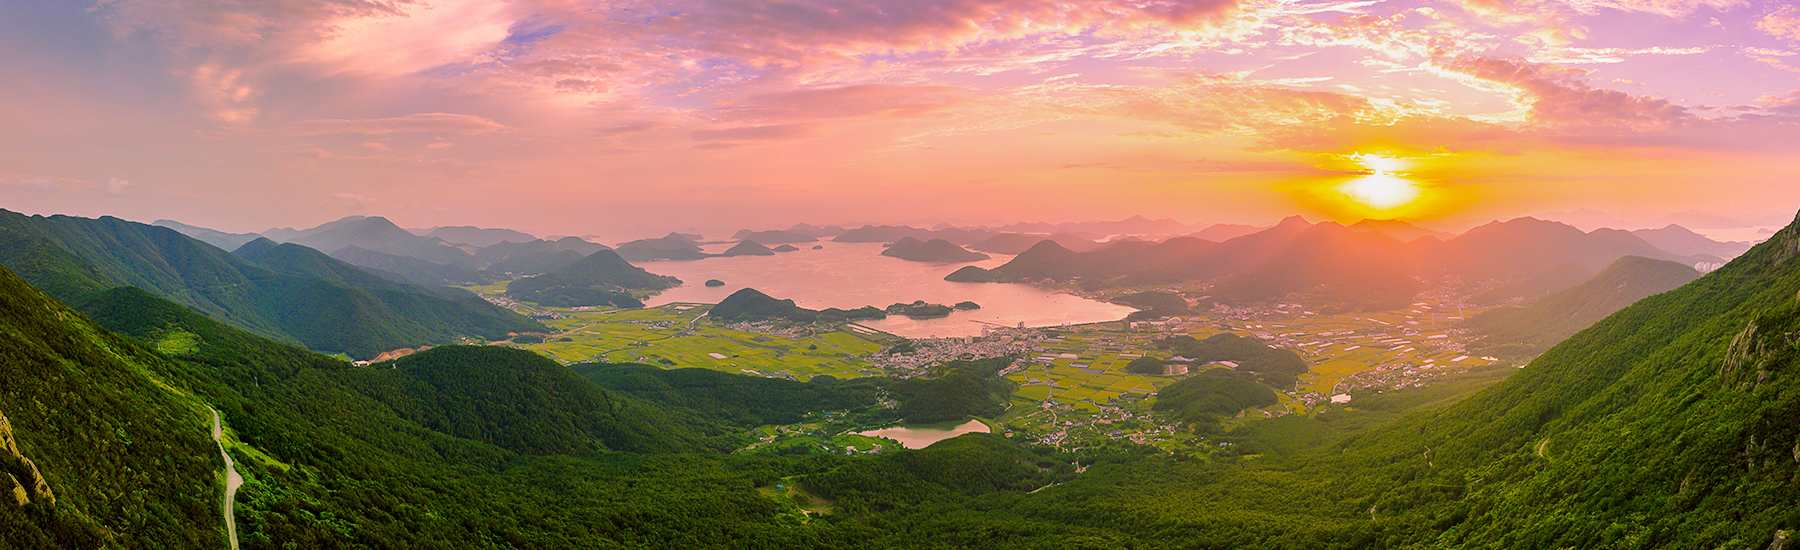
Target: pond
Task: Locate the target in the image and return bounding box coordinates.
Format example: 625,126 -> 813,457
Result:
854,419 -> 991,449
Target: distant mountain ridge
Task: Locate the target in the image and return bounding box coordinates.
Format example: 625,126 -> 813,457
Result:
152,219 -> 263,250
969,233 -> 1101,255
477,236 -> 610,274
268,215 -> 480,269
1463,255 -> 1701,355
1631,224 -> 1751,259
422,226 -> 537,247
952,216 -> 1713,310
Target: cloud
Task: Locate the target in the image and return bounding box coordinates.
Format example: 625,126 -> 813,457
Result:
1528,45 -> 1709,65
591,121 -> 672,138
3,178 -> 55,189
1760,6 -> 1800,41
1757,90 -> 1800,116
691,123 -> 821,148
714,84 -> 970,123
292,113 -> 508,135
104,177 -> 133,195
1557,0 -> 1745,18
1438,55 -> 1691,129
330,192 -> 373,207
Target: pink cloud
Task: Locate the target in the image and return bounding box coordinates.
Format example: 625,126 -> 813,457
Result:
691,122 -> 821,147
1760,6 -> 1800,41
104,177 -> 134,195
1440,55 -> 1691,129
291,113 -> 508,135
714,84 -> 969,123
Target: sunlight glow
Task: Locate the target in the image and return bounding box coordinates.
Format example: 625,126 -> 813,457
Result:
1338,173 -> 1422,210
1336,155 -> 1422,210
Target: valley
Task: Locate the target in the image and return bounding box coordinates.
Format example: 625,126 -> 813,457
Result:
462,269 -> 1516,456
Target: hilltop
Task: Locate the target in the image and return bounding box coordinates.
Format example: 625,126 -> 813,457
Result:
615,233 -> 706,261
880,237 -> 989,263
719,240 -> 776,257
505,249 -> 680,308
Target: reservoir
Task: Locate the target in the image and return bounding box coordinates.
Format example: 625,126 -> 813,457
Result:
640,242 -> 1134,337
855,419 -> 991,449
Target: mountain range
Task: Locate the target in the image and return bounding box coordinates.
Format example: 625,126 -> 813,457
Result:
3,207 -> 1800,548
952,216 -> 1726,310
0,210 -> 541,359
5,210 -> 1800,546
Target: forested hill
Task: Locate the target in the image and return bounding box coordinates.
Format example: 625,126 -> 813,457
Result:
0,264 -> 224,548
0,210 -> 541,359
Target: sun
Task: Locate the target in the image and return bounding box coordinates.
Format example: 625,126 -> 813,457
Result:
1338,172 -> 1422,210
1337,154 -> 1422,210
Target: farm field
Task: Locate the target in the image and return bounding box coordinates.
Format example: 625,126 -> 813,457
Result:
996,297 -> 1513,446
463,281 -> 891,381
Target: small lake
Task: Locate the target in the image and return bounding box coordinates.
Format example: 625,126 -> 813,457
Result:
638,242 -> 1135,338
855,419 -> 991,449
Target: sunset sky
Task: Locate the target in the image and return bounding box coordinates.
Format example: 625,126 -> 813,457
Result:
3,0 -> 1798,239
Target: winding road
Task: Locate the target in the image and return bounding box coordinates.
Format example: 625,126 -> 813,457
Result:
211,408 -> 241,550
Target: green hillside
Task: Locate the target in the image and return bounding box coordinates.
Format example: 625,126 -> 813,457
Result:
0,265 -> 223,549
65,281 -> 848,548
0,210 -> 542,359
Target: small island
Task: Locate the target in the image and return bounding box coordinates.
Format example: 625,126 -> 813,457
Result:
885,300 -> 955,318
718,240 -> 776,257
705,289 -> 979,324
772,244 -> 799,252
704,279 -> 725,287
879,236 -> 989,263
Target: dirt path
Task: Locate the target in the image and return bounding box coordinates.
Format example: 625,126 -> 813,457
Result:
211,408 -> 241,550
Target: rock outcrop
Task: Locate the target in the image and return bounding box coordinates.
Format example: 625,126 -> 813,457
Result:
0,413 -> 54,506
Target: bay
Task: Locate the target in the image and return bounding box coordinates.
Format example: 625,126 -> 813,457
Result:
639,242 -> 1135,337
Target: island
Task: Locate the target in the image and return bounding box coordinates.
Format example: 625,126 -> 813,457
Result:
718,240 -> 776,257
504,250 -> 680,308
879,236 -> 989,263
